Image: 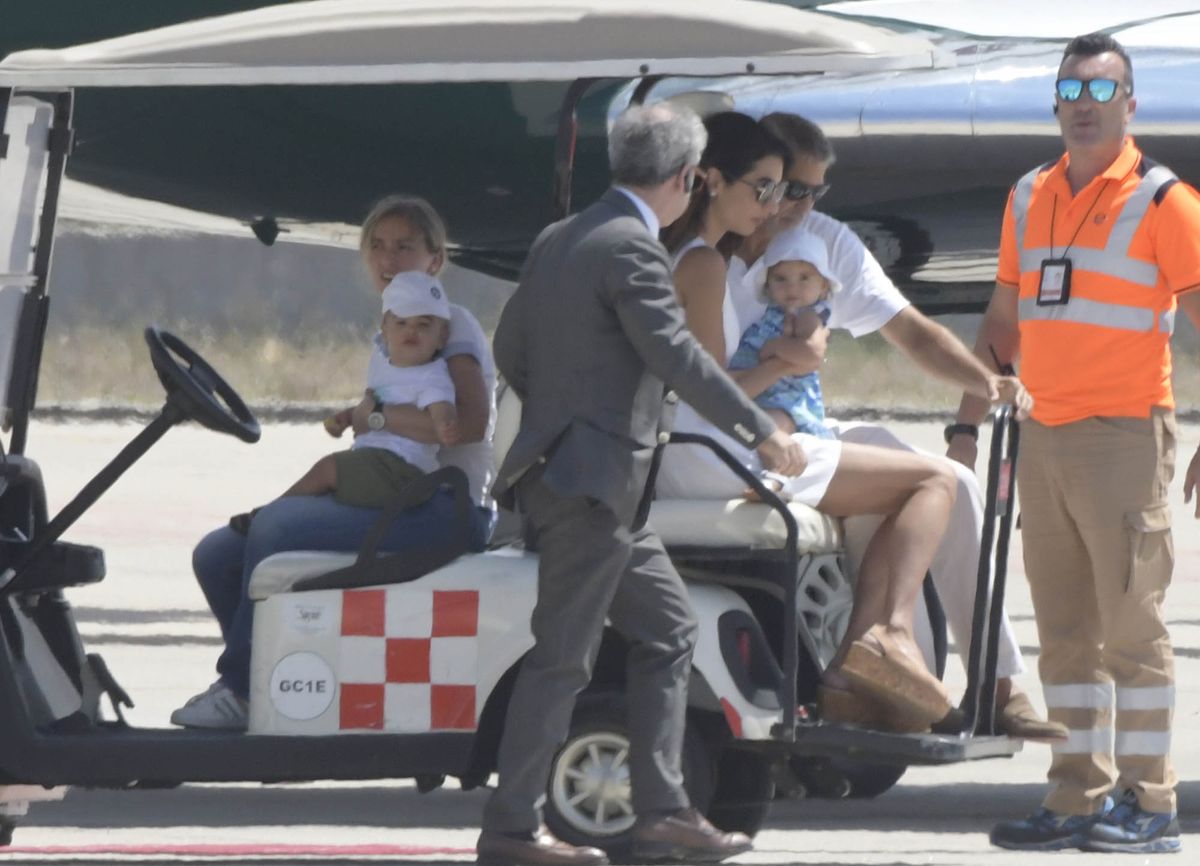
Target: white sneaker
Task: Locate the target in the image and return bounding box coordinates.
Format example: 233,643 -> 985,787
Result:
170,680 -> 249,731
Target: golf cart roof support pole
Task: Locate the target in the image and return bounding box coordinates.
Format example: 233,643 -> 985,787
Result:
552,78 -> 600,221
8,89 -> 72,457
629,75 -> 665,106
0,404 -> 183,593
961,404 -> 1016,735
0,88 -> 9,161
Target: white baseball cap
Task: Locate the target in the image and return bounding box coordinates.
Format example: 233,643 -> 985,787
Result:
382,271 -> 451,320
753,226 -> 841,298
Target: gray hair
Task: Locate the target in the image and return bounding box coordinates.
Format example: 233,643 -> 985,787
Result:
608,103 -> 706,187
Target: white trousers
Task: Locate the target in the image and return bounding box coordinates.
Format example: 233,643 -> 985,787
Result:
830,420 -> 1025,680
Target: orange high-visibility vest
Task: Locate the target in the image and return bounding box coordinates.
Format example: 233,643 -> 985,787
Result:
997,139 -> 1200,425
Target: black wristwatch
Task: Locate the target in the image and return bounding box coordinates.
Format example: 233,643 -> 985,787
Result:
367,394 -> 386,431
944,422 -> 979,444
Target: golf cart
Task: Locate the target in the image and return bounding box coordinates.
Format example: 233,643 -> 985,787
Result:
0,0 -> 1022,851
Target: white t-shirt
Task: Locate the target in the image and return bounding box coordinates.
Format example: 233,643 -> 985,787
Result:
363,304 -> 497,507
439,304 -> 498,508
730,210 -> 909,338
355,357 -> 455,472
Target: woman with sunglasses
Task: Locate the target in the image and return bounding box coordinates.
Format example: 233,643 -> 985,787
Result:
721,112 -> 1058,745
658,111 -> 964,734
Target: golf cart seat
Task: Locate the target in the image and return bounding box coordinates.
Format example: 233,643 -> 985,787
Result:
491,387 -> 843,555
0,455 -> 106,593
246,379 -> 843,602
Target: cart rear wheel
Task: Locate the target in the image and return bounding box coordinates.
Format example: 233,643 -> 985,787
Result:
789,573 -> 945,801
706,750 -> 773,834
790,755 -> 906,799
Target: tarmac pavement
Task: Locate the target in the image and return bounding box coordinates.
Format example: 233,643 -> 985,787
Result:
2,417 -> 1198,864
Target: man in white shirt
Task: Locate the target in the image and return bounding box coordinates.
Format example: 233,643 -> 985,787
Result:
732,112 -> 1064,741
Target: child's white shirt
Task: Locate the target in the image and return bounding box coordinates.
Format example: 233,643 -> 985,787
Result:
353,354 -> 456,472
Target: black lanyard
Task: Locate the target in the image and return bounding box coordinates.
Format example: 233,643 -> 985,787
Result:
1049,180 -> 1109,259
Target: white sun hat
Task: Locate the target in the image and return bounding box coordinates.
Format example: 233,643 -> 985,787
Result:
752,226 -> 842,300
381,271 -> 451,320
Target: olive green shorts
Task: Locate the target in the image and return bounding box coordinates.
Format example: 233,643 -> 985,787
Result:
333,448 -> 425,509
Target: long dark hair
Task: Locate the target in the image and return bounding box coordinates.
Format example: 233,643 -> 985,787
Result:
662,111 -> 790,257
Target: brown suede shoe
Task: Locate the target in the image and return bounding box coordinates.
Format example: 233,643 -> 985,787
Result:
997,691 -> 1068,741
476,827 -> 608,866
632,807 -> 753,862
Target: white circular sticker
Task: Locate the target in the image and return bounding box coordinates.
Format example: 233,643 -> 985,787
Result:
269,651 -> 335,721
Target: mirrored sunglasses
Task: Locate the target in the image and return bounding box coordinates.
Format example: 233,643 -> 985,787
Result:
1055,77 -> 1124,104
735,176 -> 787,205
784,181 -> 831,202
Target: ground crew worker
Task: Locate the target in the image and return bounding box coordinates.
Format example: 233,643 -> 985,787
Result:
949,32 -> 1200,854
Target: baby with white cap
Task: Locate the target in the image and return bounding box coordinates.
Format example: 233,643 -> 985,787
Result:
229,271 -> 458,529
729,226 -> 840,441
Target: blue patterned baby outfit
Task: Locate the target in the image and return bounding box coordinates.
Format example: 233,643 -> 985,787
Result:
729,301 -> 834,438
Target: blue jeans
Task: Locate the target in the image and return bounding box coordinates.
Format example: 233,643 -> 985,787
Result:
192,492 -> 494,698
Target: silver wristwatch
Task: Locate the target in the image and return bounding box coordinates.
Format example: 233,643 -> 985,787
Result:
367,395 -> 386,431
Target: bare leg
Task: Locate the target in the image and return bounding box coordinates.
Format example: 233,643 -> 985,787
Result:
280,454 -> 339,499
815,442 -> 956,679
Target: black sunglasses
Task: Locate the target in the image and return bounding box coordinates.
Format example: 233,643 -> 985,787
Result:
784,181 -> 831,202
1055,77 -> 1127,104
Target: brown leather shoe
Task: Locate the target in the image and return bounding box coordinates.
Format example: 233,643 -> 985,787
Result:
632,807 -> 753,862
476,827 -> 608,866
997,691 -> 1068,741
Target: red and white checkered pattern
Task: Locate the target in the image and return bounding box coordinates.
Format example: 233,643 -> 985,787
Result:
337,587 -> 479,732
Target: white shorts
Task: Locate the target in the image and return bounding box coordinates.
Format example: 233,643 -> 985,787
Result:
770,433 -> 841,507
656,426 -> 842,507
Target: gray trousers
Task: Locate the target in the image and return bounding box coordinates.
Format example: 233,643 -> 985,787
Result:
482,469 -> 697,833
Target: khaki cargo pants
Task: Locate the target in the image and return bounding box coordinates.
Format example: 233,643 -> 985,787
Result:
1017,409 -> 1177,816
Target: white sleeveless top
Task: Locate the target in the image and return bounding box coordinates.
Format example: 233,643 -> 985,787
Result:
658,238 -> 760,498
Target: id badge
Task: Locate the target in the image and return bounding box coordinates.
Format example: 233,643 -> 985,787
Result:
1037,258 -> 1072,306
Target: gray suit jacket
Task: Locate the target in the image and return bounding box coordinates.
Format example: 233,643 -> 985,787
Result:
492,188 -> 776,526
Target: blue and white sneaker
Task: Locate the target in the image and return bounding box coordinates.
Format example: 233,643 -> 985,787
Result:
1082,789 -> 1181,854
990,798 -> 1112,851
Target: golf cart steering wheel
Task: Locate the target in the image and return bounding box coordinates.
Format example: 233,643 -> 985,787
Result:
145,327 -> 261,443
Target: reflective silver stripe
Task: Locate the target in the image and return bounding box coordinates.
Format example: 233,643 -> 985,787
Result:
1019,296 -> 1156,332
1011,159 -> 1174,332
1018,245 -> 1160,288
1116,685 -> 1175,711
1107,165 -> 1178,255
1011,166 -> 1041,251
1044,682 -> 1113,709
1052,727 -> 1113,754
1115,729 -> 1172,756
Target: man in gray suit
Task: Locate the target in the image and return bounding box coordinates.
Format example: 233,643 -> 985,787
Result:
476,104 -> 805,866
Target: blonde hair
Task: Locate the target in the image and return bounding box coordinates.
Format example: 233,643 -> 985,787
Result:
359,195 -> 448,275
